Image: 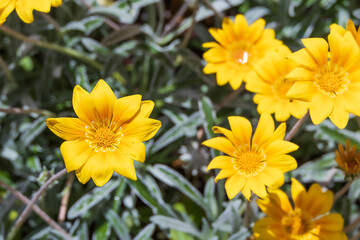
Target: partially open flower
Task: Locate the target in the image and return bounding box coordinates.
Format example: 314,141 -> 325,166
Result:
335,139 -> 360,179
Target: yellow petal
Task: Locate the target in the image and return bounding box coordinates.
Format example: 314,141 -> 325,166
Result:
203,48 -> 226,62
202,42 -> 221,48
301,38 -> 328,66
317,230 -> 347,240
286,81 -> 317,101
329,23 -> 346,36
214,168 -> 237,182
0,0 -> 13,9
112,149 -> 137,180
202,137 -> 238,157
306,183 -> 333,217
264,140 -> 299,158
309,93 -> 334,125
252,113 -> 274,147
90,79 -> 116,120
315,213 -> 344,232
31,0 -> 51,12
119,138 -> 146,163
0,1 -> 15,21
253,217 -> 279,240
286,67 -> 314,80
15,0 -> 34,23
329,105 -> 349,129
72,85 -> 98,125
288,48 -> 318,71
51,0 -> 62,7
291,178 -> 306,206
207,155 -> 233,171
209,28 -> 229,46
136,100 -> 155,118
257,188 -> 292,220
234,14 -> 248,38
266,155 -> 297,172
247,176 -> 267,199
258,167 -> 284,189
112,95 -> 142,125
212,126 -> 237,146
248,18 -> 265,43
46,117 -> 86,141
60,140 -> 93,172
228,116 -> 252,146
225,174 -> 246,199
123,118 -> 161,141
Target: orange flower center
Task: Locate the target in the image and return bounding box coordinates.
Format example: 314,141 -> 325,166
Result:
227,42 -> 252,66
85,121 -> 122,152
232,145 -> 266,177
281,208 -> 313,236
314,63 -> 349,97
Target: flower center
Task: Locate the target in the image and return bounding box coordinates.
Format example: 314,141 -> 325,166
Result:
272,77 -> 294,100
227,42 -> 252,66
85,121 -> 123,152
314,63 -> 349,97
232,145 -> 266,177
281,209 -> 313,236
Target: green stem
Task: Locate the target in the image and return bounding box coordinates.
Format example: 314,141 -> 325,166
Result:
0,180 -> 72,240
285,112 -> 309,141
0,26 -> 103,70
6,168 -> 67,240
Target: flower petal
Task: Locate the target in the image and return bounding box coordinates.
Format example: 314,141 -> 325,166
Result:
119,138 -> 146,163
252,114 -> 274,147
212,126 -> 237,146
256,188 -> 292,220
247,176 -> 267,199
72,85 -> 98,125
258,167 -> 284,189
309,93 -> 334,125
291,178 -> 306,205
123,118 -> 161,141
61,140 -> 93,172
228,116 -> 252,146
46,118 -> 86,141
314,213 -> 344,232
90,79 -> 116,120
286,81 -> 317,101
136,100 -> 155,118
225,173 -> 246,199
202,137 -> 238,157
207,155 -> 233,171
266,155 -> 297,172
112,95 -> 142,125
301,38 -> 328,66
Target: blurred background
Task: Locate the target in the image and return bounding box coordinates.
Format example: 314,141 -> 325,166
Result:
1,0 -> 360,239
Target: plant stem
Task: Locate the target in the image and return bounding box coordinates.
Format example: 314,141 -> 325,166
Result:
181,0 -> 199,48
6,168 -> 67,240
0,26 -> 103,70
0,180 -> 72,240
344,215 -> 360,233
244,200 -> 251,228
0,107 -> 55,117
58,173 -> 75,223
334,180 -> 353,202
285,112 -> 309,141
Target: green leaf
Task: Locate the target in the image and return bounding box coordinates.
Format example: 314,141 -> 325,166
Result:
212,200 -> 242,233
127,174 -> 175,216
19,117 -> 47,147
198,96 -> 216,139
150,215 -> 201,237
105,209 -> 131,240
91,222 -> 111,240
63,16 -> 105,35
228,228 -> 250,240
67,180 -> 120,219
133,223 -> 156,240
147,164 -> 206,209
203,177 -> 218,221
151,112 -> 202,153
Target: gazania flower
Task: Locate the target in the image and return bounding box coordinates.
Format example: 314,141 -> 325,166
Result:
246,46 -> 308,122
335,139 -> 360,179
202,14 -> 283,90
286,32 -> 360,129
0,0 -> 62,24
330,19 -> 360,47
46,80 -> 161,186
253,178 -> 346,240
202,114 -> 298,200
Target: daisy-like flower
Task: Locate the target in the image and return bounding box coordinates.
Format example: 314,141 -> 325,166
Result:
202,14 -> 283,90
246,46 -> 308,122
335,139 -> 360,179
253,178 -> 347,240
202,114 -> 298,200
330,19 -> 360,47
0,0 -> 62,24
286,31 -> 360,129
46,80 -> 161,186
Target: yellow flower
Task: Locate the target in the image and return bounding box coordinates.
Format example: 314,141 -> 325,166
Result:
202,114 -> 298,200
46,80 -> 161,186
335,139 -> 360,179
286,32 -> 360,129
330,19 -> 360,47
202,14 -> 283,90
246,46 -> 308,122
0,0 -> 62,24
253,178 -> 347,240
